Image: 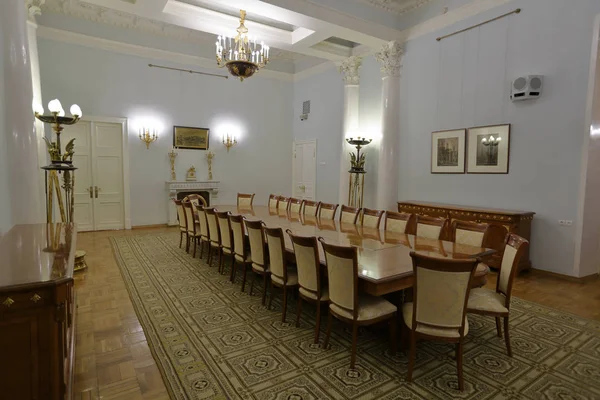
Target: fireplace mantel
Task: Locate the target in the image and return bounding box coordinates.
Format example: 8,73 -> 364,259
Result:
166,180 -> 220,225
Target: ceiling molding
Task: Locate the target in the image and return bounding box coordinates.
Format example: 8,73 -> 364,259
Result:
37,25 -> 294,82
356,0 -> 433,16
293,60 -> 336,82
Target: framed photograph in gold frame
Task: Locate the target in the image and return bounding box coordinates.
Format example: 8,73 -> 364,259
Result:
173,126 -> 209,150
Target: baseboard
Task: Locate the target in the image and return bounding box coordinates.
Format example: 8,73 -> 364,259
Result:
530,268 -> 599,283
131,224 -> 169,230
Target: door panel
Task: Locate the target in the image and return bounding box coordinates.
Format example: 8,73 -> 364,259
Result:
61,122 -> 94,231
292,141 -> 316,200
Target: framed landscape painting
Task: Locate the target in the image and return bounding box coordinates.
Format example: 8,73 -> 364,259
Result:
173,126 -> 209,150
431,129 -> 466,173
467,124 -> 511,174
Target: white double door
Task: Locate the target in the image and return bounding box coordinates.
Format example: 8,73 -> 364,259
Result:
292,140 -> 317,200
61,119 -> 125,231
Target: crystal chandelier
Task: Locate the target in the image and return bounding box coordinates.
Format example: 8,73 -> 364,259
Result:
216,10 -> 270,81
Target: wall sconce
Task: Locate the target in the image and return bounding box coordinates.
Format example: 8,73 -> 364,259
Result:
139,127 -> 158,149
223,133 -> 237,152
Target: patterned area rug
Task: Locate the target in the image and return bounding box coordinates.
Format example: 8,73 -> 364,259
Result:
110,232 -> 600,400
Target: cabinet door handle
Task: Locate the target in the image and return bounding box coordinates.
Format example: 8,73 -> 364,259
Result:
94,186 -> 101,198
86,186 -> 93,198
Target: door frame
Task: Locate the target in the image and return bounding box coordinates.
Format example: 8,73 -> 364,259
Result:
82,115 -> 132,230
292,139 -> 317,199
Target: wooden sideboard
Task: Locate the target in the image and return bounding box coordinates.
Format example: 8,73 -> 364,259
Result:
398,201 -> 534,271
0,223 -> 77,400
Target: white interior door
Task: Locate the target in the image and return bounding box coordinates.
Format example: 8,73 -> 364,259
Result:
293,140 -> 317,200
92,122 -> 125,230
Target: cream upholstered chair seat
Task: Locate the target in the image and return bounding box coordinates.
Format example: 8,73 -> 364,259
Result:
402,303 -> 470,338
222,247 -> 232,255
271,269 -> 298,286
299,286 -> 329,301
467,288 -> 509,313
235,252 -> 252,263
331,295 -> 396,322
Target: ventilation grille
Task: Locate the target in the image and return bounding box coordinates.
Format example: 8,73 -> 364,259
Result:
302,101 -> 310,115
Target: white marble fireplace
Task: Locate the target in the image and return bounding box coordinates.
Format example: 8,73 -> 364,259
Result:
166,180 -> 220,226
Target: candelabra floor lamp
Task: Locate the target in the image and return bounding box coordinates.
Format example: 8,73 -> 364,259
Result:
346,137 -> 372,208
35,99 -> 88,272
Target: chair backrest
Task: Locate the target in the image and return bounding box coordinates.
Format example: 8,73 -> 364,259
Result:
497,234 -> 529,304
361,208 -> 384,229
216,211 -> 232,250
287,231 -> 321,295
268,194 -> 279,209
187,194 -> 207,208
246,219 -> 267,270
277,196 -> 290,212
339,205 -> 361,224
415,215 -> 448,240
303,200 -> 321,217
174,200 -> 186,230
183,201 -> 196,234
265,227 -> 288,282
451,220 -> 490,247
205,208 -> 220,245
318,202 -> 338,220
384,211 -> 414,233
288,198 -> 304,214
229,214 -> 247,262
319,239 -> 358,318
410,252 -> 478,337
237,193 -> 255,208
197,205 -> 209,238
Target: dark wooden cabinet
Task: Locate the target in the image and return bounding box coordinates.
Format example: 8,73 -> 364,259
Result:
0,224 -> 76,400
398,201 -> 534,271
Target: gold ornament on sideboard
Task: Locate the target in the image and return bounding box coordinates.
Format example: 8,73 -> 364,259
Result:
206,150 -> 215,180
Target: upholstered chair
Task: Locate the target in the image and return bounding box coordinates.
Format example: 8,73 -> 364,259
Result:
268,194 -> 279,210
339,205 -> 361,224
414,215 -> 449,240
361,208 -> 384,229
318,202 -> 338,220
216,211 -> 233,275
467,234 -> 529,357
287,230 -> 329,344
384,211 -> 415,233
288,198 -> 304,214
302,200 -> 321,218
229,214 -> 252,291
174,200 -> 187,249
404,252 -> 479,391
451,220 -> 493,287
277,196 -> 290,213
265,227 -> 298,322
183,201 -> 201,257
237,193 -> 255,208
245,219 -> 271,304
204,208 -> 221,266
187,193 -> 207,207
319,239 -> 397,369
197,205 -> 210,259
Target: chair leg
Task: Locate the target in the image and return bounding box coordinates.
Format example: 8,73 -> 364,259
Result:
193,237 -> 197,258
495,317 -> 502,337
314,301 -> 322,344
249,271 -> 256,296
389,314 -> 397,355
208,245 -> 213,266
323,312 -> 333,349
229,258 -> 236,282
504,316 -> 512,357
218,250 -> 223,273
199,239 -> 205,259
268,281 -> 275,310
407,331 -> 416,382
179,231 -> 183,248
456,341 -> 464,391
261,273 -> 268,306
350,323 -> 359,369
295,296 -> 302,327
185,234 -> 190,252
282,286 -> 288,322
241,263 -> 248,292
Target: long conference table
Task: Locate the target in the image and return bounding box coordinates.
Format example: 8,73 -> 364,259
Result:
214,206 -> 495,296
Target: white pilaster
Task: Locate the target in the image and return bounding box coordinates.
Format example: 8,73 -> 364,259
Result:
375,41 -> 403,211
337,56 -> 362,206
0,0 -> 44,224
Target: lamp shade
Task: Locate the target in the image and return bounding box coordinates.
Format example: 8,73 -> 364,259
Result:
58,108 -> 65,117
48,99 -> 62,113
70,104 -> 82,117
33,102 -> 44,115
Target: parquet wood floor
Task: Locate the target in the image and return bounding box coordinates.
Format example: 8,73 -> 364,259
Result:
73,227 -> 600,399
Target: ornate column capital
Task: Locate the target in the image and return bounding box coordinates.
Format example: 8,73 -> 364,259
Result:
24,0 -> 45,20
338,56 -> 363,85
375,40 -> 404,77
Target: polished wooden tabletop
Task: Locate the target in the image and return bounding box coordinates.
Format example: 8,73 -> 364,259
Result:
0,223 -> 77,290
213,206 -> 494,295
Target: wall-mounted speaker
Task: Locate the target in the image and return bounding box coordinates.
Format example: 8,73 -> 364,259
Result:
511,75 -> 543,101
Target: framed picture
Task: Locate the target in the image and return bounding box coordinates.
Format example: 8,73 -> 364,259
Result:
431,129 -> 466,173
173,126 -> 209,150
467,124 -> 510,174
